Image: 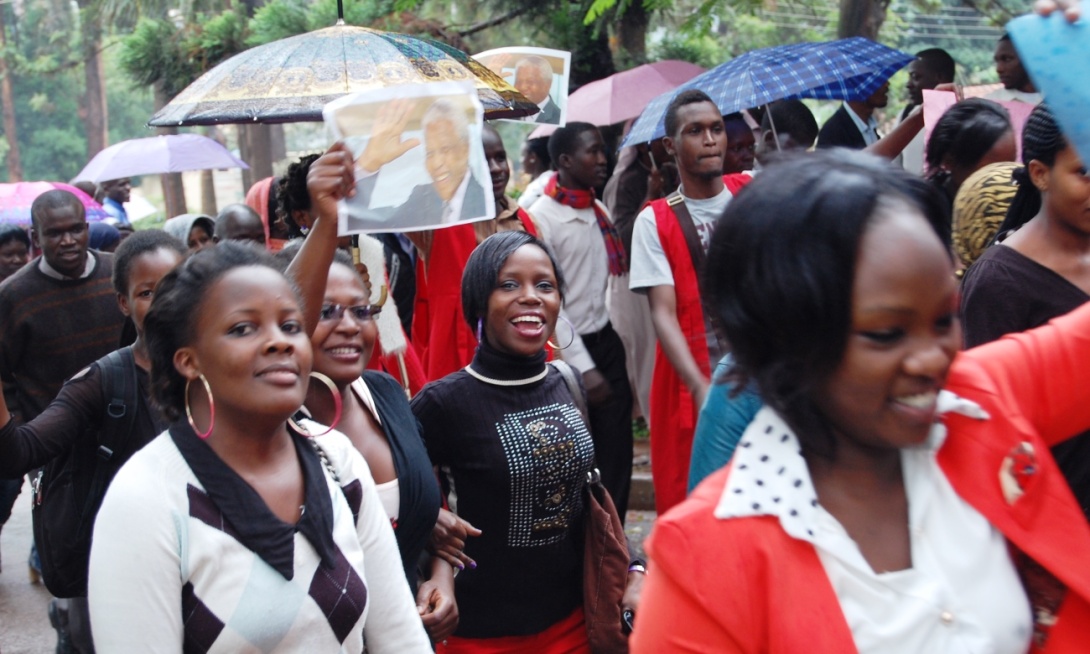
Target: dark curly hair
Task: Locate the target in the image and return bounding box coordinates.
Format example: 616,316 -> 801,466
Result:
144,241 -> 296,421
111,228 -> 186,296
704,149 -> 950,460
276,154 -> 320,240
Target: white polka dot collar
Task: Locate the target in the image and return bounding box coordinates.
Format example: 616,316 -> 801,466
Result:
713,391 -> 989,543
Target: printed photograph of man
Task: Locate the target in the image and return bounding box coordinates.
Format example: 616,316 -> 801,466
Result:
514,56 -> 561,124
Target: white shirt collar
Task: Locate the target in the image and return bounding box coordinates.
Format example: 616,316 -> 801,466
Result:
441,172 -> 472,224
713,390 -> 990,542
844,104 -> 878,141
39,250 -> 96,280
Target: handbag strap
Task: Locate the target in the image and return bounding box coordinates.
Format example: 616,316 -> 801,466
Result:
549,360 -> 589,428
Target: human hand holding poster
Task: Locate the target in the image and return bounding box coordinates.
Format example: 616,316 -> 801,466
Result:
473,47 -> 571,126
1008,12 -> 1090,168
323,81 -> 495,235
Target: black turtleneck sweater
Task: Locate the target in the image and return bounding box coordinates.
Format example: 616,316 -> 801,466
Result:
410,342 -> 595,639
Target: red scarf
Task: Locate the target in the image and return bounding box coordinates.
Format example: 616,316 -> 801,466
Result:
544,173 -> 628,276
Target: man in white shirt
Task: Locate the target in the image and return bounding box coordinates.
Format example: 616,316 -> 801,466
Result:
985,34 -> 1043,105
900,48 -> 956,174
529,122 -> 634,517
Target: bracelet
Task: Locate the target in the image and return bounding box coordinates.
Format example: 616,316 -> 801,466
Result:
628,562 -> 647,575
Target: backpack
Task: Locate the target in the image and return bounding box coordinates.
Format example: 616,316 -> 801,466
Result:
30,346 -> 141,598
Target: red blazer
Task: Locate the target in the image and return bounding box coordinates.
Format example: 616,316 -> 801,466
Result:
631,301 -> 1090,653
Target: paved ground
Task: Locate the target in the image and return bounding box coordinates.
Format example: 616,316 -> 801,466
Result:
0,478 -> 657,652
0,480 -> 54,654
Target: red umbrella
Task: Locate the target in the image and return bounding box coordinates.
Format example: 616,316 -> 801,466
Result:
566,60 -> 705,126
0,182 -> 109,228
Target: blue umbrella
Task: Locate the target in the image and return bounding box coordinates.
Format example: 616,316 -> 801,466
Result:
621,37 -> 914,146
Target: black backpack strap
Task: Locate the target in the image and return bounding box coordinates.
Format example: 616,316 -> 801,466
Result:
666,192 -> 730,358
79,347 -> 139,527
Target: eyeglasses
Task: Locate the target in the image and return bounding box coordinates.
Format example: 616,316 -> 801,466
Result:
319,303 -> 381,322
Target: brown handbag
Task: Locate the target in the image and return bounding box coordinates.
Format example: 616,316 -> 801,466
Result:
551,361 -> 630,653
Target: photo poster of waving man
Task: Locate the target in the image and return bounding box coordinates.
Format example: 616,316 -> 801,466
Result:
323,80 -> 494,235
473,47 -> 571,126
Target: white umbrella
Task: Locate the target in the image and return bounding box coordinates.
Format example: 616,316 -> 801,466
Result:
73,134 -> 249,184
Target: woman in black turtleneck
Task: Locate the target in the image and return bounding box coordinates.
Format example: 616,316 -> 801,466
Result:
411,232 -> 632,652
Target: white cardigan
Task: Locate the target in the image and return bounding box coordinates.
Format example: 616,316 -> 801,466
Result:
88,426 -> 431,653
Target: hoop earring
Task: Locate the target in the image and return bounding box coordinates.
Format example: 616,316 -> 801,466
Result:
289,372 -> 344,438
547,314 -> 576,350
476,317 -> 484,343
185,374 -> 215,440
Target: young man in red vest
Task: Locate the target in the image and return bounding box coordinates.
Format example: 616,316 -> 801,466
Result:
629,90 -> 752,514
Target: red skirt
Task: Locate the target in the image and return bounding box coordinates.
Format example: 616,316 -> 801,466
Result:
438,608 -> 591,654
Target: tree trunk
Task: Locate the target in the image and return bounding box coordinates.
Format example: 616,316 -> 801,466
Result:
200,127 -> 218,216
837,0 -> 890,39
0,7 -> 23,182
78,2 -> 109,160
617,0 -> 648,67
238,123 -> 274,193
153,84 -> 187,218
569,17 -> 616,90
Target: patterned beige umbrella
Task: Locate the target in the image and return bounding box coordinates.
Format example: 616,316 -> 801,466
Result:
149,23 -> 538,126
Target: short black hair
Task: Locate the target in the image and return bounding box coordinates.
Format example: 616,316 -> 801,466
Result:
0,223 -> 30,250
111,228 -> 186,296
461,231 -> 566,332
915,48 -> 956,83
761,100 -> 819,148
925,99 -> 1012,183
548,122 -> 599,165
145,241 -> 292,421
704,149 -> 950,460
276,154 -> 320,240
30,190 -> 84,232
524,136 -> 552,170
664,89 -> 717,139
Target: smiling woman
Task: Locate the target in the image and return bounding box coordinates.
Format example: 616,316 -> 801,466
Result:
86,242 -> 431,653
410,231 -> 642,652
631,149 -> 1090,652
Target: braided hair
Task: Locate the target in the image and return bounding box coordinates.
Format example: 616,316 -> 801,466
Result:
996,104 -> 1066,235
276,154 -> 320,239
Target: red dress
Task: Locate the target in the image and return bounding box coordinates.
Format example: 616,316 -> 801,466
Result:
412,209 -> 538,382
647,174 -> 751,514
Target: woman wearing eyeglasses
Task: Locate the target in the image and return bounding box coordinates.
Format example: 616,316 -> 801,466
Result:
288,145 -> 458,643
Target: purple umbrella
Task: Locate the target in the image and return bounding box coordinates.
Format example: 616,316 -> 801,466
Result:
73,134 -> 249,184
567,60 -> 706,126
0,182 -> 109,227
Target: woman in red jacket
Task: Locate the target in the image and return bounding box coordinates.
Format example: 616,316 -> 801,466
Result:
631,149 -> 1090,652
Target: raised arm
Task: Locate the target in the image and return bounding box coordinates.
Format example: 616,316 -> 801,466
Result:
286,142 -> 356,336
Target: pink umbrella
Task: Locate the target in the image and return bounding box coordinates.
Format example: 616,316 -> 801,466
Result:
0,182 -> 109,227
566,60 -> 705,126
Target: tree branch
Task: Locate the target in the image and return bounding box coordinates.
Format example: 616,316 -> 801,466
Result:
456,5 -> 532,37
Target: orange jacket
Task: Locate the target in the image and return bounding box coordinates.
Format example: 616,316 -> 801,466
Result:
632,301 -> 1090,653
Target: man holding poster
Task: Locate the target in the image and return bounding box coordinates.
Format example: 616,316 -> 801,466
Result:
353,98 -> 488,229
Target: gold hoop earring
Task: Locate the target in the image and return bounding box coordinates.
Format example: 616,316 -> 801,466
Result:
185,374 -> 215,440
289,372 -> 344,438
546,315 -> 576,350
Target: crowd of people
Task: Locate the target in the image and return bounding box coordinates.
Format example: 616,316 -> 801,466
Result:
0,2 -> 1087,652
